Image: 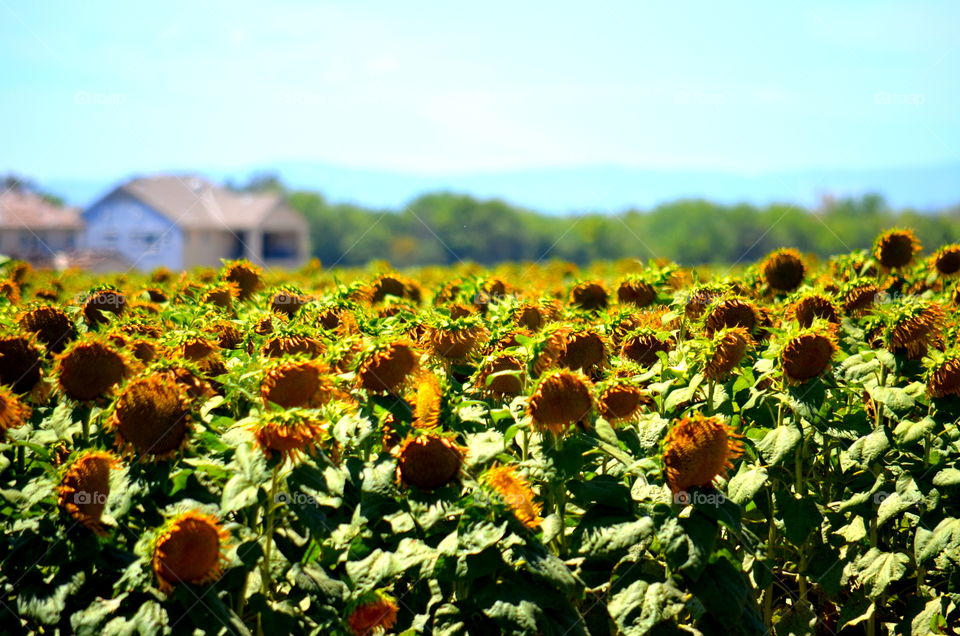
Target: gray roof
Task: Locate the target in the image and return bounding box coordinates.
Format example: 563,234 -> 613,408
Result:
116,175 -> 296,231
0,190 -> 84,230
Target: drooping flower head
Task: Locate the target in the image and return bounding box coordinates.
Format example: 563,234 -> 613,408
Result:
347,590 -> 400,636
251,409 -> 327,461
358,341 -> 420,394
569,280 -> 609,311
596,379 -> 650,423
616,277 -> 657,307
152,510 -> 229,594
57,450 -> 118,535
222,260 -> 263,301
527,369 -> 593,436
704,297 -> 761,336
931,244 -> 960,278
261,359 -> 336,409
17,305 -> 76,354
788,293 -> 839,328
662,414 -> 744,494
0,331 -> 44,394
0,385 -> 30,438
394,432 -> 464,490
780,325 -> 838,384
108,374 -> 191,459
926,351 -> 960,398
620,328 -> 674,368
409,371 -> 442,429
56,335 -> 131,401
475,352 -> 525,399
82,287 -> 126,326
424,316 -> 489,361
703,327 -> 753,381
883,299 -> 946,359
484,465 -> 543,530
269,286 -> 311,317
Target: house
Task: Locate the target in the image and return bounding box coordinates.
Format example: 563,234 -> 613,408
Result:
83,175 -> 309,271
0,189 -> 84,265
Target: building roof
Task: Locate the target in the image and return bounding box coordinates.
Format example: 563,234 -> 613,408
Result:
0,190 -> 84,230
116,175 -> 291,231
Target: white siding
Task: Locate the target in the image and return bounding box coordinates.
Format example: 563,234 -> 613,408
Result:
83,191 -> 184,270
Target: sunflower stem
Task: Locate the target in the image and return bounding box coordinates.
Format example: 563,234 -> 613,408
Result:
15,444 -> 24,474
706,379 -> 716,414
260,464 -> 281,601
763,487 -> 776,627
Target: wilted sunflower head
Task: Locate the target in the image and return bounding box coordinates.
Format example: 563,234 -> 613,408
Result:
270,286 -> 310,317
0,331 -> 44,393
484,465 -> 543,530
789,293 -> 839,328
252,409 -> 328,460
874,229 -> 921,270
842,282 -> 880,316
616,278 -> 657,307
931,245 -> 960,278
261,359 -> 335,409
261,331 -> 326,358
703,327 -> 753,381
761,248 -> 806,293
180,335 -> 220,362
0,385 -> 30,438
108,374 -> 191,459
527,369 -> 593,435
150,266 -> 174,284
394,432 -> 464,490
347,590 -> 400,636
201,283 -> 236,309
476,352 -> 525,399
596,380 -> 650,423
704,297 -> 761,336
152,510 -> 229,594
57,450 -> 118,534
662,413 -> 744,494
569,280 -> 609,311
370,274 -> 421,305
780,326 -> 838,384
884,299 -> 946,358
0,278 -> 21,304
358,341 -> 419,394
925,352 -> 960,398
620,328 -> 674,368
514,302 -> 549,331
556,328 -> 608,375
82,287 -> 126,326
681,283 -> 726,320
207,320 -> 243,350
424,316 -> 489,361
222,260 -> 263,301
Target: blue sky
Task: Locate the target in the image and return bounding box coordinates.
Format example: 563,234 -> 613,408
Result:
1,0 -> 958,181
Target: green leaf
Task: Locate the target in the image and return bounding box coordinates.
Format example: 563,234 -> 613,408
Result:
932,468 -> 960,487
893,417 -> 935,446
221,472 -> 261,513
18,572 -> 85,625
855,548 -> 909,598
726,465 -> 768,505
465,430 -> 505,466
592,417 -> 620,447
608,580 -> 685,635
843,428 -> 890,469
916,517 -> 960,564
776,492 -> 822,544
756,426 -> 801,466
573,517 -> 654,559
345,549 -> 397,591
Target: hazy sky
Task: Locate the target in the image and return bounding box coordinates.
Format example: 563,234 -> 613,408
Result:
1,0 -> 958,180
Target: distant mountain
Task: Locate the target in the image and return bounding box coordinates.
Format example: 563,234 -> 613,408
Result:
44,162 -> 960,213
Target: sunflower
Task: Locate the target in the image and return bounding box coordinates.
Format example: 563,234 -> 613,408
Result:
886,301 -> 945,358
409,371 -> 442,429
261,360 -> 335,409
0,278 -> 21,304
145,288 -> 168,303
873,229 -> 920,270
0,333 -> 44,393
596,381 -> 649,423
556,328 -> 607,375
347,590 -> 399,636
57,450 -> 118,534
262,334 -> 325,358
789,294 -> 839,328
358,342 -> 419,394
370,274 -> 421,304
152,511 -> 229,594
761,248 -> 806,293
842,283 -> 880,316
569,281 -> 609,311
207,320 -> 243,350
662,414 -> 744,494
616,279 -> 656,307
476,353 -> 525,399
527,369 -> 593,436
926,354 -> 960,398
703,327 -> 753,381
223,260 -> 263,301
0,385 -> 30,438
484,465 -> 543,529
252,410 -> 327,460
620,329 -> 673,368
704,297 -> 760,335
514,303 -> 547,331
270,287 -> 310,317
932,245 -> 960,278
425,320 -> 489,360
780,329 -> 838,384
82,288 -> 126,326
107,375 -> 190,458
394,433 -> 464,490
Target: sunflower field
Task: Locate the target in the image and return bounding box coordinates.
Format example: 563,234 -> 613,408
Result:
1,229 -> 960,635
